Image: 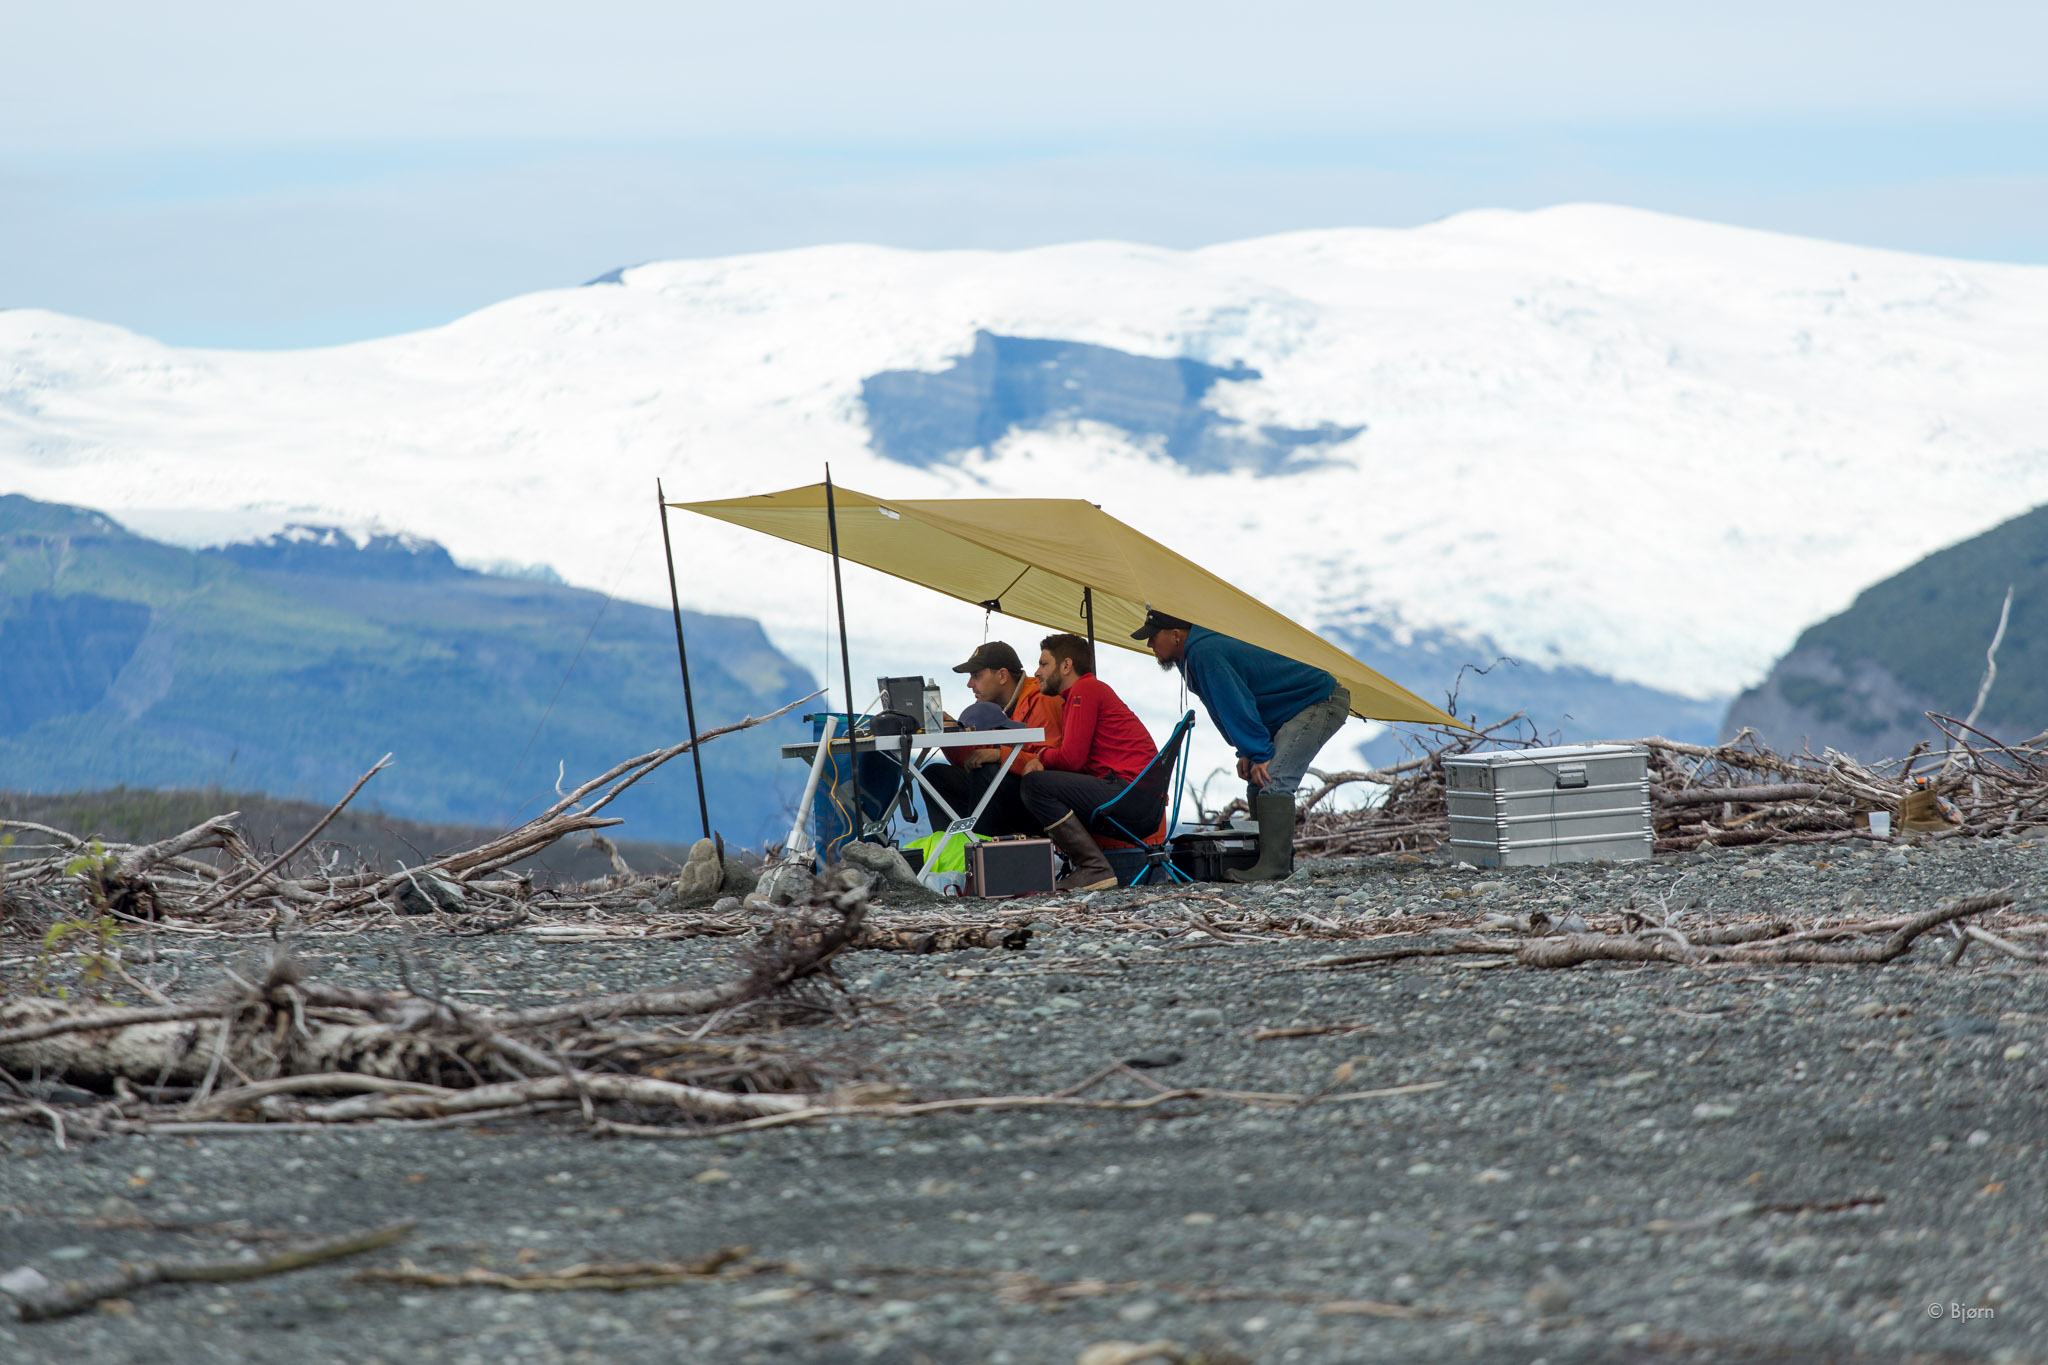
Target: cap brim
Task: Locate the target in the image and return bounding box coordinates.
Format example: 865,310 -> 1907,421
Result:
958,702 -> 1027,730
950,659 -> 978,673
1129,625 -> 1158,641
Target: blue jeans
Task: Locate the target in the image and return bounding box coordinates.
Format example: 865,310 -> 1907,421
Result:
1254,686 -> 1351,802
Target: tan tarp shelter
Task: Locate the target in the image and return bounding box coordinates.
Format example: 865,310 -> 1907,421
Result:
676,482 -> 1459,728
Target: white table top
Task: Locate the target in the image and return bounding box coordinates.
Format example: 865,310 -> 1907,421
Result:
778,727 -> 1045,759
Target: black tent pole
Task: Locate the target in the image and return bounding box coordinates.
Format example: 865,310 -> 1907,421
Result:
1083,586 -> 1095,661
656,479 -> 712,842
823,466 -> 858,728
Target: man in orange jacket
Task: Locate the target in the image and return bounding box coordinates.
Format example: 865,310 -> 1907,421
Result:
921,641 -> 1062,837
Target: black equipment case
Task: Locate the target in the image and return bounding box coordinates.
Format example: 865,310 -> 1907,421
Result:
1170,829 -> 1262,882
967,837 -> 1056,897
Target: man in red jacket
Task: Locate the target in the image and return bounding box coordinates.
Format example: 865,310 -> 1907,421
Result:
1017,633 -> 1159,892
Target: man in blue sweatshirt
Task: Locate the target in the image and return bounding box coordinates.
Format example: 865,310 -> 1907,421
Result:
1132,609 -> 1352,882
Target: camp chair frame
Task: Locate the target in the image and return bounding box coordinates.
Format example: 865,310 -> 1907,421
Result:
1087,710 -> 1197,887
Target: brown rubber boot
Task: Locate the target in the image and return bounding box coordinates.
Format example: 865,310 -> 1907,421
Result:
1044,813 -> 1118,892
1898,784 -> 1958,836
1227,792 -> 1297,882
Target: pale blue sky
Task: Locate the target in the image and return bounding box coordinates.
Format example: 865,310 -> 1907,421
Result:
5,1 -> 2045,348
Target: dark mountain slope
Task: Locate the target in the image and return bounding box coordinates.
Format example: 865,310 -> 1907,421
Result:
1723,501 -> 2048,760
0,496 -> 815,844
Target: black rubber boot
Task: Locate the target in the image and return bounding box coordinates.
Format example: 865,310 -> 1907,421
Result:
1228,792 -> 1296,882
1044,813 -> 1119,893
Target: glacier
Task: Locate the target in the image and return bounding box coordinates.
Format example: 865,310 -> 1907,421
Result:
4,202 -> 2047,786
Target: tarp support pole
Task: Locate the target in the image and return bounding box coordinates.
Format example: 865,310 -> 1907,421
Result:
656,478 -> 712,842
824,465 -> 859,734
1083,586 -> 1095,661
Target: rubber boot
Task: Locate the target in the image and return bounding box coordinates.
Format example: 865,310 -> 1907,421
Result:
1228,792 -> 1296,882
1044,813 -> 1118,893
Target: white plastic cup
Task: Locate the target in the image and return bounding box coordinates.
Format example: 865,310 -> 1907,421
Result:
1869,811 -> 1892,838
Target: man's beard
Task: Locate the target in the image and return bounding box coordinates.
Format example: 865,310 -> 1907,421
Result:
1156,653 -> 1176,672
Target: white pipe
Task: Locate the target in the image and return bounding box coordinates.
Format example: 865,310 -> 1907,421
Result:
783,714 -> 840,859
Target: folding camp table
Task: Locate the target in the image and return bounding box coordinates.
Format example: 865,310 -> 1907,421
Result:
779,727 -> 1044,888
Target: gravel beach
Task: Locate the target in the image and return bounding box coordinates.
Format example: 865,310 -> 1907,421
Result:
4,836 -> 2045,1364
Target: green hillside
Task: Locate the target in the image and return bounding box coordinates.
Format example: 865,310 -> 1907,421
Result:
1793,501 -> 2048,737
0,496 -> 816,844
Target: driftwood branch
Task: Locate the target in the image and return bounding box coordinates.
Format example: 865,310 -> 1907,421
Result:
0,870 -> 875,1131
6,1222 -> 413,1321
1,695 -> 814,926
1303,892 -> 2016,973
189,754 -> 392,913
1958,584 -> 2015,737
111,815 -> 242,881
356,1246 -> 747,1291
1300,711 -> 2043,859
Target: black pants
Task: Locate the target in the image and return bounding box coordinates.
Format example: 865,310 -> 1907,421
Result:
921,761 -> 1039,837
1019,769 -> 1133,832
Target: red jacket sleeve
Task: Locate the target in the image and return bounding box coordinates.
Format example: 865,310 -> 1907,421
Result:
1036,680 -> 1097,773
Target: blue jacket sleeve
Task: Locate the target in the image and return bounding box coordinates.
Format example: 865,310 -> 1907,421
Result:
1185,647 -> 1275,763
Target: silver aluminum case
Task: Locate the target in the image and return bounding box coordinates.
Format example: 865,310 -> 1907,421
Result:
1443,743 -> 1652,868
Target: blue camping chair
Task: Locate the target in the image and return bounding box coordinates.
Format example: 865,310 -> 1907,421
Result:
1088,710 -> 1197,886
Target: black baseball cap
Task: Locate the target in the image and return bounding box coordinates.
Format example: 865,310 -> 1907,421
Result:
1130,608 -> 1194,642
952,641 -> 1024,675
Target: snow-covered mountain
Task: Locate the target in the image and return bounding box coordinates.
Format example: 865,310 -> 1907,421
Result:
5,204 -> 2047,779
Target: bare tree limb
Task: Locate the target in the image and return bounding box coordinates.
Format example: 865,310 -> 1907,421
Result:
8,1221 -> 414,1321
189,754 -> 392,914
